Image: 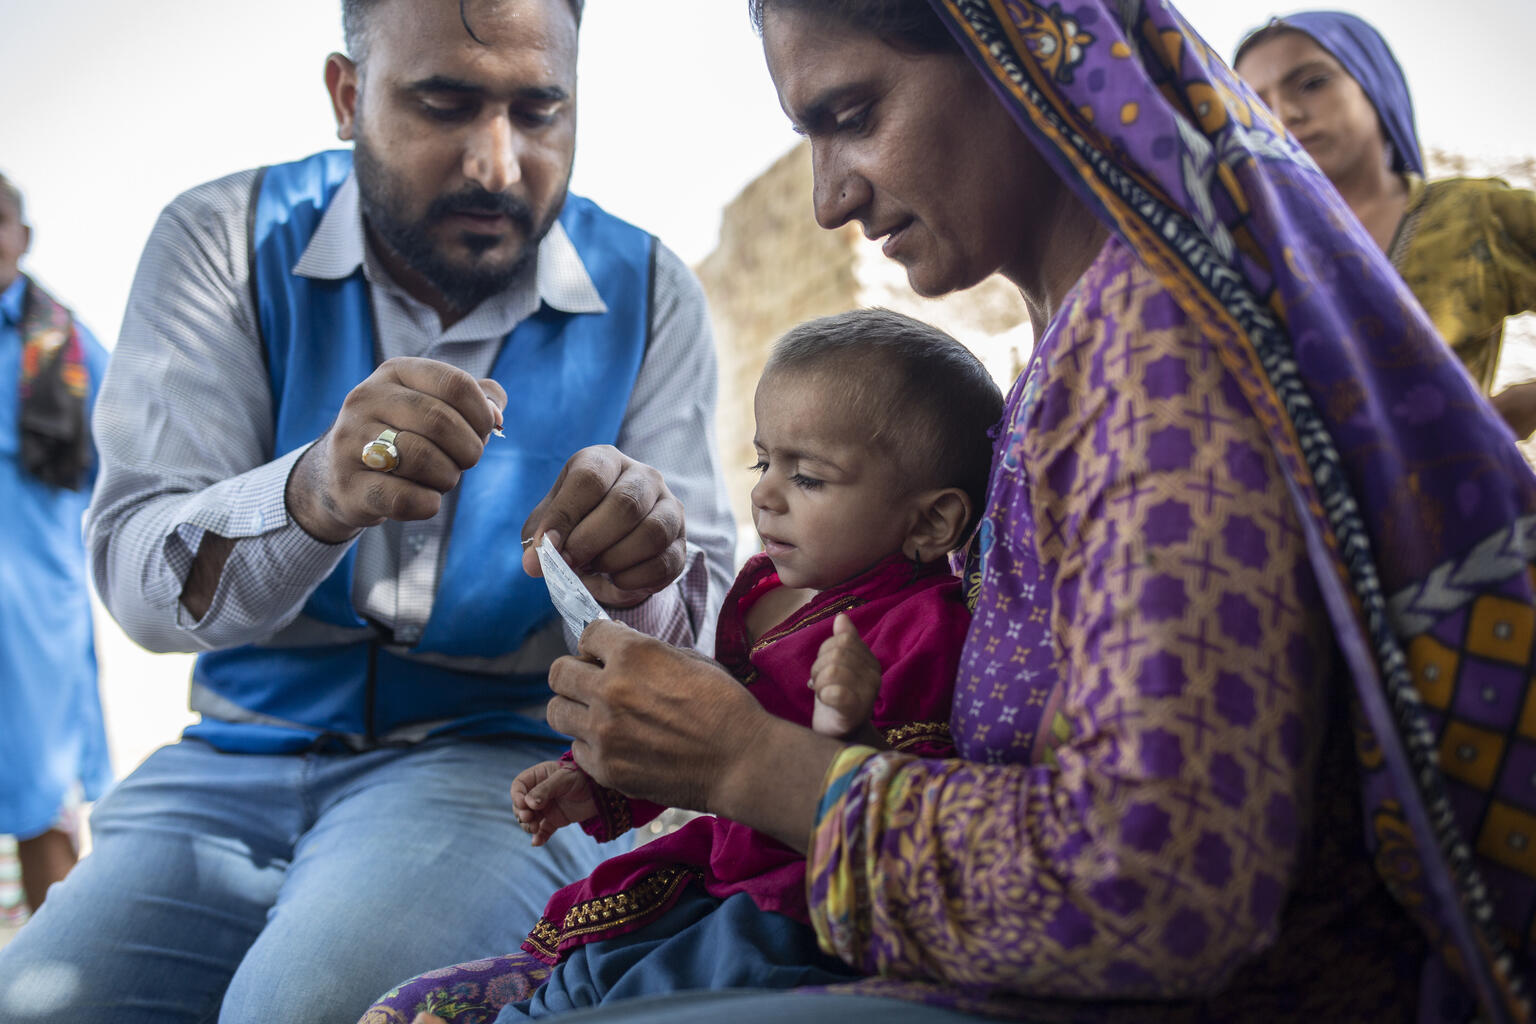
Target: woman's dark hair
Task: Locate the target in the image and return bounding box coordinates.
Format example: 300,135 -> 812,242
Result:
766,308 -> 1003,539
747,0 -> 957,54
1232,20 -> 1300,69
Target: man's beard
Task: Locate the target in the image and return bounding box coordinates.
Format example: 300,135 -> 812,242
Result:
353,134 -> 565,314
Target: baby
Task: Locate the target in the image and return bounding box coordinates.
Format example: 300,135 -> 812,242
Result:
508,308 -> 1004,1011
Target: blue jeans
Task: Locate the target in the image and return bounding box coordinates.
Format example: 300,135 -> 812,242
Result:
502,890 -> 858,1019
544,993 -> 988,1022
0,735 -> 605,1024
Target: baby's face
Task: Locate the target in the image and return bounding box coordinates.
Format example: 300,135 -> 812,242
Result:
749,371 -> 917,590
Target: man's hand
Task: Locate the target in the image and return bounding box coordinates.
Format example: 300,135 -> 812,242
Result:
285,357 -> 507,544
809,613 -> 885,746
511,760 -> 599,847
521,446 -> 686,608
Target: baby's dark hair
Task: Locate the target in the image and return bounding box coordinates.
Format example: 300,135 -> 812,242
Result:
765,309 -> 1003,541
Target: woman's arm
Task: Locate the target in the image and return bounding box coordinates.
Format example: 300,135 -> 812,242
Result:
548,633 -> 841,852
804,257 -> 1330,997
549,264 -> 1328,1001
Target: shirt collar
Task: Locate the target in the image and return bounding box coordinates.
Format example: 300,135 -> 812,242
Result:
0,275 -> 26,327
291,172 -> 606,316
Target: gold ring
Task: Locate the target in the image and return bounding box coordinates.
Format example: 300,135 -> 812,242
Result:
361,428 -> 401,473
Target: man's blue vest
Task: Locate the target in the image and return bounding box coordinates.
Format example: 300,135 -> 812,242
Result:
188,150 -> 653,754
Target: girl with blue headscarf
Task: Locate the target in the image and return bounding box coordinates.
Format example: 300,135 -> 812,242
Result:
1235,11 -> 1536,439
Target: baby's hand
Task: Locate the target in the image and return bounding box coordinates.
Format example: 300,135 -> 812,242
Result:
810,613 -> 885,746
511,759 -> 599,847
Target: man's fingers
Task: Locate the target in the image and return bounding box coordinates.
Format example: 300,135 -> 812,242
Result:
518,450 -> 687,611
587,498 -> 687,583
383,357 -> 500,439
349,471 -> 445,524
340,362 -> 492,467
561,464 -> 674,572
386,389 -> 490,470
374,427 -> 463,493
478,377 -> 508,429
524,448 -> 628,557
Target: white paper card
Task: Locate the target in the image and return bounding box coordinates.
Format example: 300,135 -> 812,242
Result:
537,534 -> 609,636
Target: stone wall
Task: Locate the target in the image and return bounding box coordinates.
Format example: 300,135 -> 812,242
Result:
694,142 -> 1033,540
696,142 -> 1536,544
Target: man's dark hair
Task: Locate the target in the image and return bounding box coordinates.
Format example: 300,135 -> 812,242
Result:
343,0 -> 585,62
766,308 -> 1003,538
747,0 -> 956,54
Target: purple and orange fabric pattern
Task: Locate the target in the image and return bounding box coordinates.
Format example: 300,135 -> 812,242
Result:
807,0 -> 1536,1020
810,241 -> 1418,1021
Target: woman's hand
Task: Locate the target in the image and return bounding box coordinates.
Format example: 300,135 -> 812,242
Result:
511,760 -> 598,847
546,620 -> 847,851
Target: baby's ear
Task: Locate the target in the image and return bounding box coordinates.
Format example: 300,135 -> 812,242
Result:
904,487 -> 972,563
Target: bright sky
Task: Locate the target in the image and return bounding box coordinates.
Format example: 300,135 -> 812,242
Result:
3,0 -> 1534,769
4,0 -> 1534,348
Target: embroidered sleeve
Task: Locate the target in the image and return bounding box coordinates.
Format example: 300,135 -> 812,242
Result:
561,750 -> 666,842
864,582 -> 967,758
807,744 -> 883,957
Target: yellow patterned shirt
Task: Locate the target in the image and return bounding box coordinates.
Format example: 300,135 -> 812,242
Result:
1389,175 -> 1536,395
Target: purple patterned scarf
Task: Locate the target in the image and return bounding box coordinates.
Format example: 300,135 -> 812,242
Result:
932,0 -> 1536,1018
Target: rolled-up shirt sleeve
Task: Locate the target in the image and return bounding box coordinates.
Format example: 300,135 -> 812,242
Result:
86,172 -> 352,654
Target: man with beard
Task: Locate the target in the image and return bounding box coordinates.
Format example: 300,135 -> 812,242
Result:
0,2 -> 735,1022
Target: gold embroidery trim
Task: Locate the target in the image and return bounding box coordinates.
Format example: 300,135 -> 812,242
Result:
881,720 -> 952,752
526,866 -> 702,958
592,782 -> 632,839
751,595 -> 863,655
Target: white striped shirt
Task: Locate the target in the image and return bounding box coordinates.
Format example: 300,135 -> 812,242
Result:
86,166 -> 735,685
